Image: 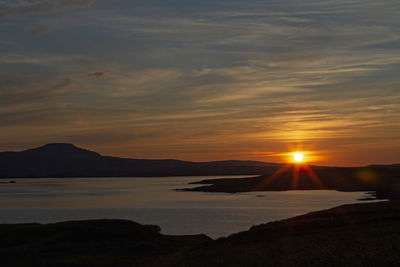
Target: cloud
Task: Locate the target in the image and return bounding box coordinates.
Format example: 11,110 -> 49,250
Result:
0,0 -> 96,17
97,69 -> 183,97
0,78 -> 74,105
0,53 -> 90,64
29,24 -> 54,36
88,71 -> 106,78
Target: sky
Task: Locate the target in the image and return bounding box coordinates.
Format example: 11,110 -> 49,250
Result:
0,0 -> 399,166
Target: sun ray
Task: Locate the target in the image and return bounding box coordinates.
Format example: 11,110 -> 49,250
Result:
292,163 -> 300,189
255,149 -> 326,191
254,164 -> 292,191
302,164 -> 325,189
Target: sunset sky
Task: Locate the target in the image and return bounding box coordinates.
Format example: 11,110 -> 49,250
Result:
1,0 -> 399,166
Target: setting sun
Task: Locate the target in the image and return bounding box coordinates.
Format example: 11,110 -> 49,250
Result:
293,152 -> 304,163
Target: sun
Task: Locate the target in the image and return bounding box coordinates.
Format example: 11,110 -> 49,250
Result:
281,149 -> 316,164
293,152 -> 304,163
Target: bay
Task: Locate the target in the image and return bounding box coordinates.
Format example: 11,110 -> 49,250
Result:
0,176 -> 382,238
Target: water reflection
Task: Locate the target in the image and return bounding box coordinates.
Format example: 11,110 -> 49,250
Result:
0,176 -> 383,238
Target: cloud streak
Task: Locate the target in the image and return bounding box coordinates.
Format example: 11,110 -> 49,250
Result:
29,23 -> 54,36
0,0 -> 96,17
88,71 -> 106,78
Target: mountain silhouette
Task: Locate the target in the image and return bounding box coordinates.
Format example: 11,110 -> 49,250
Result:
0,143 -> 280,178
21,143 -> 101,159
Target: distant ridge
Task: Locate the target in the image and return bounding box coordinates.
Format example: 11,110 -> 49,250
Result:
0,143 -> 280,178
367,164 -> 400,168
21,143 -> 101,158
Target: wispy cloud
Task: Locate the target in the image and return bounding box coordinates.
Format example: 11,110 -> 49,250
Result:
29,23 -> 53,36
0,53 -> 90,64
0,0 -> 96,17
0,78 -> 73,105
88,71 -> 106,78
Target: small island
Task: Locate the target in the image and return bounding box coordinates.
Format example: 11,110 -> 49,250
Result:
182,164 -> 400,200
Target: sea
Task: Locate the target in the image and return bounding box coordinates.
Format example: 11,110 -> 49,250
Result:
0,176 -> 383,238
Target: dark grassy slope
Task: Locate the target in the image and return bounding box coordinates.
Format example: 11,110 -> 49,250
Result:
0,219 -> 211,267
1,201 -> 400,266
168,201 -> 400,267
184,165 -> 400,199
0,143 -> 279,178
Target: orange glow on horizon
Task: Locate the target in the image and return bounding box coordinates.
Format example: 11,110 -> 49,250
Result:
281,151 -> 312,164
278,145 -> 325,164
251,148 -> 327,165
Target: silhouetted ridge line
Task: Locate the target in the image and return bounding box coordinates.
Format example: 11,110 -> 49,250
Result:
0,143 -> 279,178
22,143 -> 101,157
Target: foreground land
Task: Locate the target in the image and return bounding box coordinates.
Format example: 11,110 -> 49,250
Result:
1,201 -> 400,266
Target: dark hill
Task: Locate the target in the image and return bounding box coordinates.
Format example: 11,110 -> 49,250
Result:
1,201 -> 400,266
167,201 -> 400,266
0,219 -> 211,267
0,143 -> 279,178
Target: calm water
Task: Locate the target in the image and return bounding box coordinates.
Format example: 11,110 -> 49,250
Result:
0,176 -> 381,238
